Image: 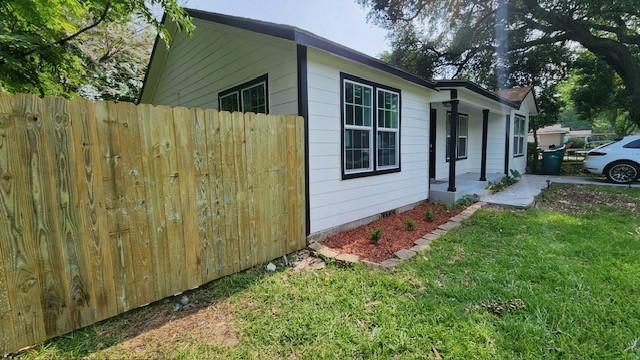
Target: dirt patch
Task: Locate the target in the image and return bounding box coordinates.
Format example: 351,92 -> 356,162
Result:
321,202 -> 463,262
95,298 -> 239,358
538,184 -> 640,214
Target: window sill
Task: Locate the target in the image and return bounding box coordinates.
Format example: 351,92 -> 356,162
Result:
342,167 -> 400,180
513,154 -> 525,158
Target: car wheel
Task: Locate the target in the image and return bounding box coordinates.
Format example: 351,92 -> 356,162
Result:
605,160 -> 639,184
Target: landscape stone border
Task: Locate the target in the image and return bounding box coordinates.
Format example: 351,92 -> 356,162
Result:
308,202 -> 486,269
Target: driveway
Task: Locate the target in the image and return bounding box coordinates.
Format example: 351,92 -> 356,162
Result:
481,174 -> 639,207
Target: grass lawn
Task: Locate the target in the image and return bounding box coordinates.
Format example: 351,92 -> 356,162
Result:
20,185 -> 640,359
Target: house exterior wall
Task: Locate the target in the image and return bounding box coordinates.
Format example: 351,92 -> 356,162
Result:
142,18 -> 298,114
306,48 -> 434,235
431,103 -> 508,180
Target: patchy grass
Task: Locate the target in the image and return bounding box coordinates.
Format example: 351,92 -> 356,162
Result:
18,185 -> 640,359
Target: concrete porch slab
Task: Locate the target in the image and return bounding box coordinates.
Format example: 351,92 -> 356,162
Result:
430,172 -> 503,205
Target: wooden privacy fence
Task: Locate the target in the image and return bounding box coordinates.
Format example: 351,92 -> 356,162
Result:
0,93 -> 306,355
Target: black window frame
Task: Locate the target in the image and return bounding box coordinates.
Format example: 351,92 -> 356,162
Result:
513,114 -> 526,157
340,72 -> 402,180
217,73 -> 269,114
445,111 -> 469,162
623,139 -> 640,149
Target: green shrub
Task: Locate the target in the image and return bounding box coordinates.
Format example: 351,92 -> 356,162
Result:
368,227 -> 383,243
486,171 -> 522,193
423,209 -> 435,222
456,195 -> 477,208
404,218 -> 416,231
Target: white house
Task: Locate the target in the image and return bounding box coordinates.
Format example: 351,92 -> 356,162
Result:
139,9 -> 538,238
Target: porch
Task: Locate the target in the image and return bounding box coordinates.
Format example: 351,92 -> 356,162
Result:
429,172 -> 504,204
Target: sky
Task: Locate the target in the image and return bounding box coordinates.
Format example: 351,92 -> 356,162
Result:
180,0 -> 391,57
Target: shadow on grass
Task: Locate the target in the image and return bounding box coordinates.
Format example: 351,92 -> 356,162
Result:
19,262 -> 283,359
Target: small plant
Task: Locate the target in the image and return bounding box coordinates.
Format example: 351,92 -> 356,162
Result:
486,172 -> 522,193
368,227 -> 383,243
404,218 -> 416,231
423,209 -> 435,222
456,195 -> 478,208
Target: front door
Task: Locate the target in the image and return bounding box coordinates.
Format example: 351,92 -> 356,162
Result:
429,108 -> 437,179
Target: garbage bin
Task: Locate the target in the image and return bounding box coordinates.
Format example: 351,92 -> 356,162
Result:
540,146 -> 566,175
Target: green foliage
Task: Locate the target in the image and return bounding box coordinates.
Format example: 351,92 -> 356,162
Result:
566,52 -> 638,137
404,218 -> 416,231
486,171 -> 521,193
0,0 -> 193,97
455,195 -> 477,208
363,0 -> 640,127
423,209 -> 435,222
367,227 -> 383,243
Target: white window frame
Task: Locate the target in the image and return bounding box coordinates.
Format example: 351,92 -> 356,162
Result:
446,112 -> 469,161
343,79 -> 374,174
376,88 -> 400,170
218,74 -> 269,114
514,115 -> 526,156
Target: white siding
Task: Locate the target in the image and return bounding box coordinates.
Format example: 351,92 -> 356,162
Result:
307,49 -> 434,234
431,103 -> 508,179
144,18 -> 298,114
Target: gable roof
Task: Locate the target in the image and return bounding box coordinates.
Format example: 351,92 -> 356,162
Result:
182,8 -> 437,91
140,8 -> 538,113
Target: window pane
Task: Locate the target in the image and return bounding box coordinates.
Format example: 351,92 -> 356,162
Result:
363,88 -> 372,106
345,129 -> 370,171
377,131 -> 397,167
346,82 -> 353,103
219,92 -> 239,112
624,139 -> 640,148
519,137 -> 524,154
458,138 -> 467,158
458,116 -> 468,136
354,106 -> 363,126
242,83 -> 267,114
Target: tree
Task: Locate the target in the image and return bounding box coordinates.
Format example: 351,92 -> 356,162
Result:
361,0 -> 640,127
568,52 -> 637,137
0,0 -> 192,97
77,19 -> 155,102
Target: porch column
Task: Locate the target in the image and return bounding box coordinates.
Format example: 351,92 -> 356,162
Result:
448,91 -> 459,192
480,109 -> 489,181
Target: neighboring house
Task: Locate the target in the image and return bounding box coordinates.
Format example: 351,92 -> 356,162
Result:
139,9 -> 538,238
533,124 -> 570,149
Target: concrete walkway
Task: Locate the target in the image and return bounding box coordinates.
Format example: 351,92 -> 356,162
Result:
481,175 -> 639,208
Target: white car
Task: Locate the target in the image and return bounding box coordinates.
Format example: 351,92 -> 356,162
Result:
584,135 -> 640,184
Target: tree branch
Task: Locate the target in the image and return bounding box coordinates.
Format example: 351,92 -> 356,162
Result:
54,1 -> 112,46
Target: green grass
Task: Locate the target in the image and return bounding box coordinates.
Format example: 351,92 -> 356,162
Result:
20,186 -> 640,359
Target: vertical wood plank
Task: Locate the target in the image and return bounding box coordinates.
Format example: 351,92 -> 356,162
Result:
296,116 -> 306,248
219,112 -> 240,274
22,94 -> 70,338
116,102 -> 155,306
68,99 -> 117,321
44,97 -> 94,330
276,115 -> 288,257
285,116 -> 298,253
204,110 -> 225,280
190,108 -> 214,284
173,107 -> 202,288
243,113 -> 258,267
137,104 -> 170,299
232,112 -> 251,270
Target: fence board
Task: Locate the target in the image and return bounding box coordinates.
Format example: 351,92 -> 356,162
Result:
0,94 -> 306,356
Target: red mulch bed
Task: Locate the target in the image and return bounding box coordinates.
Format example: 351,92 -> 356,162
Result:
322,202 -> 464,263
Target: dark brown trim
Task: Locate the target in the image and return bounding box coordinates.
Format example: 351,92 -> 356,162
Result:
504,114 -> 511,174
297,44 -> 310,237
429,106 -> 437,179
340,72 -> 402,180
480,109 -> 489,181
436,80 -> 521,109
218,74 -> 269,113
447,90 -> 458,193
513,154 -> 525,158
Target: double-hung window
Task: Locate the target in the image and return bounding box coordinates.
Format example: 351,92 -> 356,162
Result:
342,73 -> 401,178
446,112 -> 468,161
513,115 -> 526,156
218,74 -> 268,114
377,89 -> 400,169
